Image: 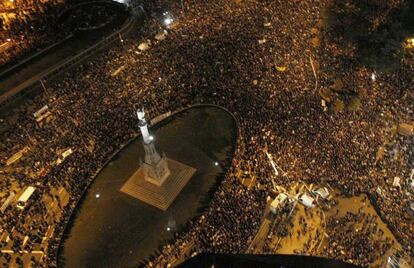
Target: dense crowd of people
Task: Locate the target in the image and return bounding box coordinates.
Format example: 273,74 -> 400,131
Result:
0,0 -> 413,267
0,0 -> 66,67
0,0 -> 125,68
324,211 -> 394,266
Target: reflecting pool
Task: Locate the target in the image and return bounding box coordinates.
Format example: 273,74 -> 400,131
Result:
58,105 -> 237,268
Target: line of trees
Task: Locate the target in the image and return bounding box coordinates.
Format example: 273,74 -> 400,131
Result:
326,0 -> 414,71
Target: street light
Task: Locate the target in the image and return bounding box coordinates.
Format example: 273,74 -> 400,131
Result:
164,18 -> 173,26
163,11 -> 173,26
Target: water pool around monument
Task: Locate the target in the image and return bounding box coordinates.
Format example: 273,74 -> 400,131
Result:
58,106 -> 237,268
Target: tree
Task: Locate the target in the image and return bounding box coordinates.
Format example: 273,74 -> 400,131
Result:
326,0 -> 414,71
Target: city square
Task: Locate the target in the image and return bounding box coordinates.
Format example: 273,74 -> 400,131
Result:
0,0 -> 413,267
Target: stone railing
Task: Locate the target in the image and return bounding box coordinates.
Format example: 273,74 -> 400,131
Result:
0,34 -> 74,79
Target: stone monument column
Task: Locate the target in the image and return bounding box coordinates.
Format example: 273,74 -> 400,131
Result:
137,109 -> 170,186
120,107 -> 196,210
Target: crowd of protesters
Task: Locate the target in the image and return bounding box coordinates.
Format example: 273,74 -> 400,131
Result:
0,0 -> 413,267
0,0 -> 66,67
324,211 -> 394,266
0,0 -> 125,68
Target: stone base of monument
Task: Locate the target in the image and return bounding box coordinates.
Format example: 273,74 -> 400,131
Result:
120,158 -> 196,211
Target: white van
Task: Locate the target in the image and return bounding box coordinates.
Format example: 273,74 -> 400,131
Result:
16,186 -> 36,210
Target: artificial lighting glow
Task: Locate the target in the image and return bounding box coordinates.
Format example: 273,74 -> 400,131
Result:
166,227 -> 171,231
214,161 -> 219,166
371,73 -> 376,81
95,193 -> 100,199
164,18 -> 173,26
407,38 -> 414,48
6,38 -> 11,42
149,135 -> 154,141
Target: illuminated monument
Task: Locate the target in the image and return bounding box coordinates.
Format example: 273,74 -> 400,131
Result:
120,108 -> 196,210
137,109 -> 170,186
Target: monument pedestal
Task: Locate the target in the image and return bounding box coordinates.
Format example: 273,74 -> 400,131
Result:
120,158 -> 196,210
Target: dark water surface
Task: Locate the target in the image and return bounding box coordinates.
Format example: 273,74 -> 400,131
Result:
58,106 -> 237,268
